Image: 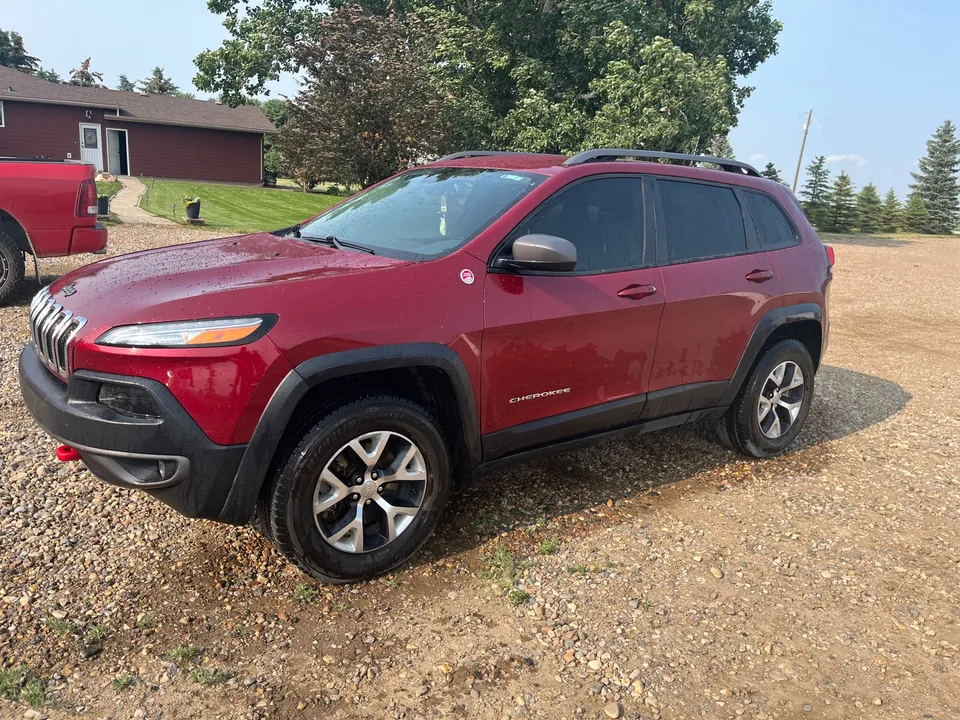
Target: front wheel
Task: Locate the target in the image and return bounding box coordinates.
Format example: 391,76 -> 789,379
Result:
259,395 -> 451,583
719,339 -> 815,458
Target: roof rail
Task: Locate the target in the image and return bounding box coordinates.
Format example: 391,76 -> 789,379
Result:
437,151 -> 531,162
563,149 -> 761,177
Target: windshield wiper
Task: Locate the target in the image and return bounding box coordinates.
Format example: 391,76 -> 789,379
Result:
301,234 -> 375,254
272,222 -> 302,238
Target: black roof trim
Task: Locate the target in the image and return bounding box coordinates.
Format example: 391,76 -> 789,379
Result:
563,149 -> 761,177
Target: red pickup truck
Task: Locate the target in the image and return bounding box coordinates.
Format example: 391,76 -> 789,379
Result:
0,159 -> 107,304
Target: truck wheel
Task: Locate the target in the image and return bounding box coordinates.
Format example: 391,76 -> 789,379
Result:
0,230 -> 26,306
259,395 -> 451,584
719,339 -> 815,458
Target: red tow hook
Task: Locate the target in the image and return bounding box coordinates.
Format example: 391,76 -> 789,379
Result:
56,445 -> 82,462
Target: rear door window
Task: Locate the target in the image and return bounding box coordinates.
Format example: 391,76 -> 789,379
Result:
656,180 -> 748,263
743,191 -> 799,250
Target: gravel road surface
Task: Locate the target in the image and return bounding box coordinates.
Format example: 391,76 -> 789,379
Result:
0,227 -> 957,719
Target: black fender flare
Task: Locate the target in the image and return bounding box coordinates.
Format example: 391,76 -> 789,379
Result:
719,302 -> 823,407
218,343 -> 480,524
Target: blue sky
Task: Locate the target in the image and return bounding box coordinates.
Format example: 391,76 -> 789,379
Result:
7,0 -> 958,198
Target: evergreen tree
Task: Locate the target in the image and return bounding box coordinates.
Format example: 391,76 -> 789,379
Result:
902,191 -> 929,233
138,67 -> 179,95
34,67 -> 62,83
116,74 -> 136,91
910,120 -> 960,235
68,57 -> 104,87
760,162 -> 783,183
880,189 -> 902,233
800,155 -> 831,229
708,135 -> 735,159
829,171 -> 857,233
0,29 -> 39,72
856,183 -> 883,233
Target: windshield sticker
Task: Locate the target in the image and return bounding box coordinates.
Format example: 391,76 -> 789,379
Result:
460,269 -> 475,285
501,174 -> 528,182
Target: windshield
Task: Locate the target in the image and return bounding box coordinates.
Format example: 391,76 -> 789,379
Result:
298,168 -> 546,260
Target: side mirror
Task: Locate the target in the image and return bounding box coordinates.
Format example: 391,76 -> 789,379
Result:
498,234 -> 577,273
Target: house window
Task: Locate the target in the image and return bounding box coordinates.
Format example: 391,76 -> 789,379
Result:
0,101 -> 5,128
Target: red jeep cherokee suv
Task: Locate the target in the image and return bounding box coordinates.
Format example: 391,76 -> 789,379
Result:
20,149 -> 832,583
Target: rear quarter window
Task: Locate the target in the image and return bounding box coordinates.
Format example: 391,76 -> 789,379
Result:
743,190 -> 799,250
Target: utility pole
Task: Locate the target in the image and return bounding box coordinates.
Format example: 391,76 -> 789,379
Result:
792,109 -> 814,193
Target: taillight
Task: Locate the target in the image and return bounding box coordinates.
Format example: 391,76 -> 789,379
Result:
824,245 -> 835,267
77,179 -> 98,217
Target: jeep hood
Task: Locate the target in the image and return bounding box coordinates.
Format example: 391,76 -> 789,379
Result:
48,232 -> 406,328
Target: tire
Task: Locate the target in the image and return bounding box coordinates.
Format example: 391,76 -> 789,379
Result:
719,339 -> 815,458
258,395 -> 451,584
0,230 -> 26,306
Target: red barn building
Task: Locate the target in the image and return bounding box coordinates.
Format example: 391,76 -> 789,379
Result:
0,67 -> 276,184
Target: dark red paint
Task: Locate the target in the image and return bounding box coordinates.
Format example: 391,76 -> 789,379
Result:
46,155 -> 831,447
0,100 -> 264,183
0,159 -> 106,257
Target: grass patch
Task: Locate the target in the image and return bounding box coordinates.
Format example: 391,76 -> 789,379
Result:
169,644 -> 201,666
140,179 -> 342,232
45,617 -> 75,636
293,582 -> 317,604
84,625 -> 107,644
112,675 -> 136,692
474,512 -> 499,533
136,614 -> 154,630
20,677 -> 45,708
507,589 -> 531,606
96,181 -> 123,198
190,667 -> 233,685
481,544 -> 534,598
566,563 -> 597,575
536,536 -> 560,555
0,668 -> 45,707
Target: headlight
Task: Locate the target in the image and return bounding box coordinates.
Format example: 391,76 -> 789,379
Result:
97,316 -> 274,348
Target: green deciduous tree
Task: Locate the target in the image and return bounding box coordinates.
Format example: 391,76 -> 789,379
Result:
856,183 -> 882,234
760,162 -> 783,183
828,171 -> 856,233
880,189 -> 902,233
69,58 -> 104,87
800,156 -> 831,230
0,29 -> 39,72
196,0 -> 781,156
910,119 -> 960,235
902,191 -> 929,233
279,7 -> 444,189
116,74 -> 136,91
260,98 -> 288,129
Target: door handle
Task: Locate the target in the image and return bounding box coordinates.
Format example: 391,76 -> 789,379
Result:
745,269 -> 774,283
617,284 -> 657,299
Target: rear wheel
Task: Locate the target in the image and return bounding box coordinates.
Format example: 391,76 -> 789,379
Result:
0,230 -> 26,306
719,339 -> 815,458
259,395 -> 451,583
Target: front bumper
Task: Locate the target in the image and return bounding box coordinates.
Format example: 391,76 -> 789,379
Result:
18,345 -> 246,521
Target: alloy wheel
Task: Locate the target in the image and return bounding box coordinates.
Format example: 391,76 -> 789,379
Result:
313,431 -> 427,553
757,361 -> 805,439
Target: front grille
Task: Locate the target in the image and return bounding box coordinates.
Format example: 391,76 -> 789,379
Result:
29,287 -> 87,380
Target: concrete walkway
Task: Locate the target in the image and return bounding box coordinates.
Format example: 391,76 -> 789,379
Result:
110,176 -> 175,225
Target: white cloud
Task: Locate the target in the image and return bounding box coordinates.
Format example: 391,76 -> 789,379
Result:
825,154 -> 868,167
748,153 -> 765,163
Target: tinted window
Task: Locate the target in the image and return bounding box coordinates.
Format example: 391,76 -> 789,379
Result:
512,177 -> 643,272
658,180 -> 747,263
744,191 -> 798,249
299,168 -> 545,260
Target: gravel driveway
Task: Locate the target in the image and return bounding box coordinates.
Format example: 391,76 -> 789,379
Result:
1,227 -> 958,719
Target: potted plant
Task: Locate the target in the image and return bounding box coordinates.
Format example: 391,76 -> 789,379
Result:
183,196 -> 201,220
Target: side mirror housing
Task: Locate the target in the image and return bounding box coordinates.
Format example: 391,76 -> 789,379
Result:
496,234 -> 577,273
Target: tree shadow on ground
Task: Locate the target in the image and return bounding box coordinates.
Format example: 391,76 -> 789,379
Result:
430,365 -> 911,559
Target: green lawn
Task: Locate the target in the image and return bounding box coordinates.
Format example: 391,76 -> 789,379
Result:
139,179 -> 343,232
96,181 -> 123,198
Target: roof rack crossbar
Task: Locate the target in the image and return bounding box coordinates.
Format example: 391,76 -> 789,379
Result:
437,151 -> 531,162
563,149 -> 761,177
